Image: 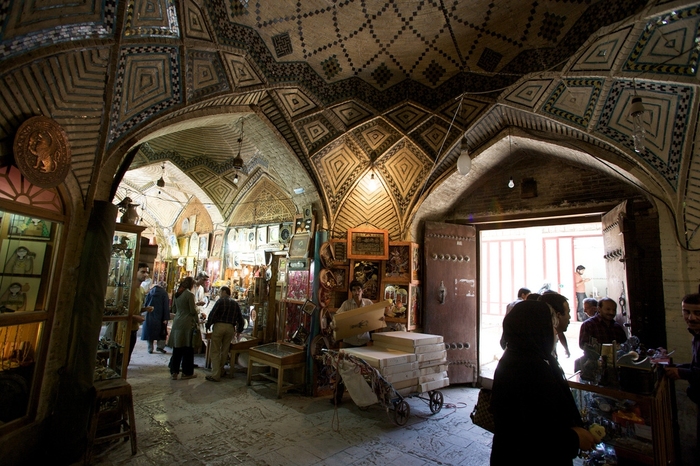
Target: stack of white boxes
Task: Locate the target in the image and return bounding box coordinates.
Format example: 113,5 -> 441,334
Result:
366,331 -> 449,396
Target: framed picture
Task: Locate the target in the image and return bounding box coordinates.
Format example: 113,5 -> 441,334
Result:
288,233 -> 311,258
257,226 -> 268,246
330,239 -> 348,264
347,227 -> 389,260
0,276 -> 41,312
330,266 -> 348,292
302,299 -> 317,315
168,234 -> 180,257
0,240 -> 47,275
8,214 -> 51,240
177,236 -> 189,258
198,233 -> 209,260
350,259 -> 381,301
279,223 -> 292,244
189,232 -> 199,257
211,230 -> 224,258
246,228 -> 256,251
382,242 -> 413,283
268,224 -> 279,243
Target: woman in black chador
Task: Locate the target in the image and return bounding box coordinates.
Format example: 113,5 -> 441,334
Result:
490,300 -> 596,465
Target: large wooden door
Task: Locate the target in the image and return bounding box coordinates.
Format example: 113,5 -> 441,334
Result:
423,221 -> 477,384
602,200 -> 665,348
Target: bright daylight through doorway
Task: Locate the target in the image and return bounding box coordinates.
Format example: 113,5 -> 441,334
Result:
479,222 -> 605,380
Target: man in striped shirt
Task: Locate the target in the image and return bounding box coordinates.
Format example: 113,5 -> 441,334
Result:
205,286 -> 244,382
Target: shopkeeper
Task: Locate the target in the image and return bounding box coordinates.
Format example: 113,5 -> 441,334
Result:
332,280 -> 373,404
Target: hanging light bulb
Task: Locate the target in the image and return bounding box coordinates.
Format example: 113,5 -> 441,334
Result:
457,135 -> 471,175
508,177 -> 515,189
233,119 -> 245,169
156,163 -> 165,194
367,171 -> 379,191
630,96 -> 646,153
233,173 -> 239,185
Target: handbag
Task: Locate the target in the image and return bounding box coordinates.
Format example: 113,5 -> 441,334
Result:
191,325 -> 203,351
470,388 -> 496,433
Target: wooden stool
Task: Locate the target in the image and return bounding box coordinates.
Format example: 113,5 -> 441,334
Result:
84,378 -> 137,464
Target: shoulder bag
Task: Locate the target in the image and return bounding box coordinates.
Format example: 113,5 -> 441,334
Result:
470,388 -> 496,433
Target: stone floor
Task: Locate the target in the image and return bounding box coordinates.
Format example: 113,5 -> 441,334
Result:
90,338 -> 495,466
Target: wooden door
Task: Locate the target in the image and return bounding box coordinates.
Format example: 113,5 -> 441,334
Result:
602,200 -> 665,348
423,221 -> 478,384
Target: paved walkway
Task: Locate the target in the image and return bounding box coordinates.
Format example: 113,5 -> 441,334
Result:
91,338 -> 494,465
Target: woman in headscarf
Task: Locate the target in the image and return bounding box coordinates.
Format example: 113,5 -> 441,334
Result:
168,277 -> 198,380
490,300 -> 595,465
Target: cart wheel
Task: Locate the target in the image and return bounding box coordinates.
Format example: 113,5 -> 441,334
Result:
393,400 -> 410,426
429,390 -> 444,414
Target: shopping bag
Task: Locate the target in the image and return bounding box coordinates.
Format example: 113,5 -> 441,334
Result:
470,388 -> 495,433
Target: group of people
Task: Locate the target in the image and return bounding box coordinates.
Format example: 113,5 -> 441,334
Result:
128,268 -> 246,382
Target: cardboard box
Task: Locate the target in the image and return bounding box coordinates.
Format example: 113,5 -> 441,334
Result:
379,361 -> 419,375
332,300 -> 391,341
372,331 -> 444,349
419,371 -> 448,384
419,364 -> 448,375
341,347 -> 416,368
419,378 -> 450,392
416,350 -> 447,363
383,369 -> 421,383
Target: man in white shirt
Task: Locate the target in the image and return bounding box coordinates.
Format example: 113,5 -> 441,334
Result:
194,272 -> 209,318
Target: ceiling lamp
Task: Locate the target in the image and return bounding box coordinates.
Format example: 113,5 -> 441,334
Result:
233,173 -> 239,185
156,163 -> 165,194
232,119 -> 245,169
367,171 -> 379,191
630,95 -> 646,153
457,135 -> 471,175
508,177 -> 515,189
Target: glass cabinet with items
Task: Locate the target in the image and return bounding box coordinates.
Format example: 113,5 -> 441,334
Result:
568,372 -> 676,465
96,224 -> 145,381
0,206 -> 62,433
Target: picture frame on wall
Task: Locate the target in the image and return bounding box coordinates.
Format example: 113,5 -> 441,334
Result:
0,276 -> 42,312
382,242 -> 413,283
350,259 -> 381,301
347,227 -> 389,260
330,266 -> 348,292
302,299 -> 317,315
288,233 -> 311,258
0,240 -> 47,276
198,234 -> 209,260
279,223 -> 292,244
257,226 -> 268,246
211,230 -> 224,258
268,224 -> 280,243
8,214 -> 51,240
189,232 -> 199,257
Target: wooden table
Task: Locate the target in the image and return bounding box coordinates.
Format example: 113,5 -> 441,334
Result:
247,342 -> 306,398
229,336 -> 260,377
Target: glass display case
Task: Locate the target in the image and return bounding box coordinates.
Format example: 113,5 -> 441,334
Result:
568,372 -> 676,465
96,224 -> 145,381
383,282 -> 421,330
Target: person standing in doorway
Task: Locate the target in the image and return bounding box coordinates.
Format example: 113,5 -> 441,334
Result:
205,286 -> 244,382
574,265 -> 590,322
127,263 -> 151,365
142,281 -> 170,354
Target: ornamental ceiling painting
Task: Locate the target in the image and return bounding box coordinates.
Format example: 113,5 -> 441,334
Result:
1,0 -> 700,243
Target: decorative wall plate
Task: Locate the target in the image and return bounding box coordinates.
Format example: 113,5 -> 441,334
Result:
279,224 -> 292,244
12,116 -> 71,188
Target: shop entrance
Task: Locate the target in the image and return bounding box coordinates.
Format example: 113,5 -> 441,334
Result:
478,221 -> 606,380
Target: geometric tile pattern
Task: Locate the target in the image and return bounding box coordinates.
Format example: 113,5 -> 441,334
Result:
352,119 -> 401,161
505,79 -> 554,108
332,178 -> 401,241
108,45 -> 181,145
183,0 -> 212,41
330,101 -> 372,128
410,117 -> 461,161
123,0 -> 180,38
230,177 -> 296,226
0,0 -> 116,59
295,114 -> 340,155
542,78 -> 604,128
0,48 -> 111,203
624,5 -> 700,76
572,27 -> 631,71
312,137 -> 368,211
375,139 -> 433,216
386,104 -> 430,132
596,79 -> 693,188
439,98 -> 489,129
223,53 -> 264,89
186,49 -> 229,101
275,88 -> 317,118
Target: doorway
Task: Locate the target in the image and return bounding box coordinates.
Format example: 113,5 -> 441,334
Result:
479,221 -> 605,379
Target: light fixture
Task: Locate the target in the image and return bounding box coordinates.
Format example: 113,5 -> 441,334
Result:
630,94 -> 646,153
156,162 -> 165,194
367,171 -> 379,191
232,119 -> 244,169
233,173 -> 239,184
457,135 -> 471,175
508,177 -> 515,189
